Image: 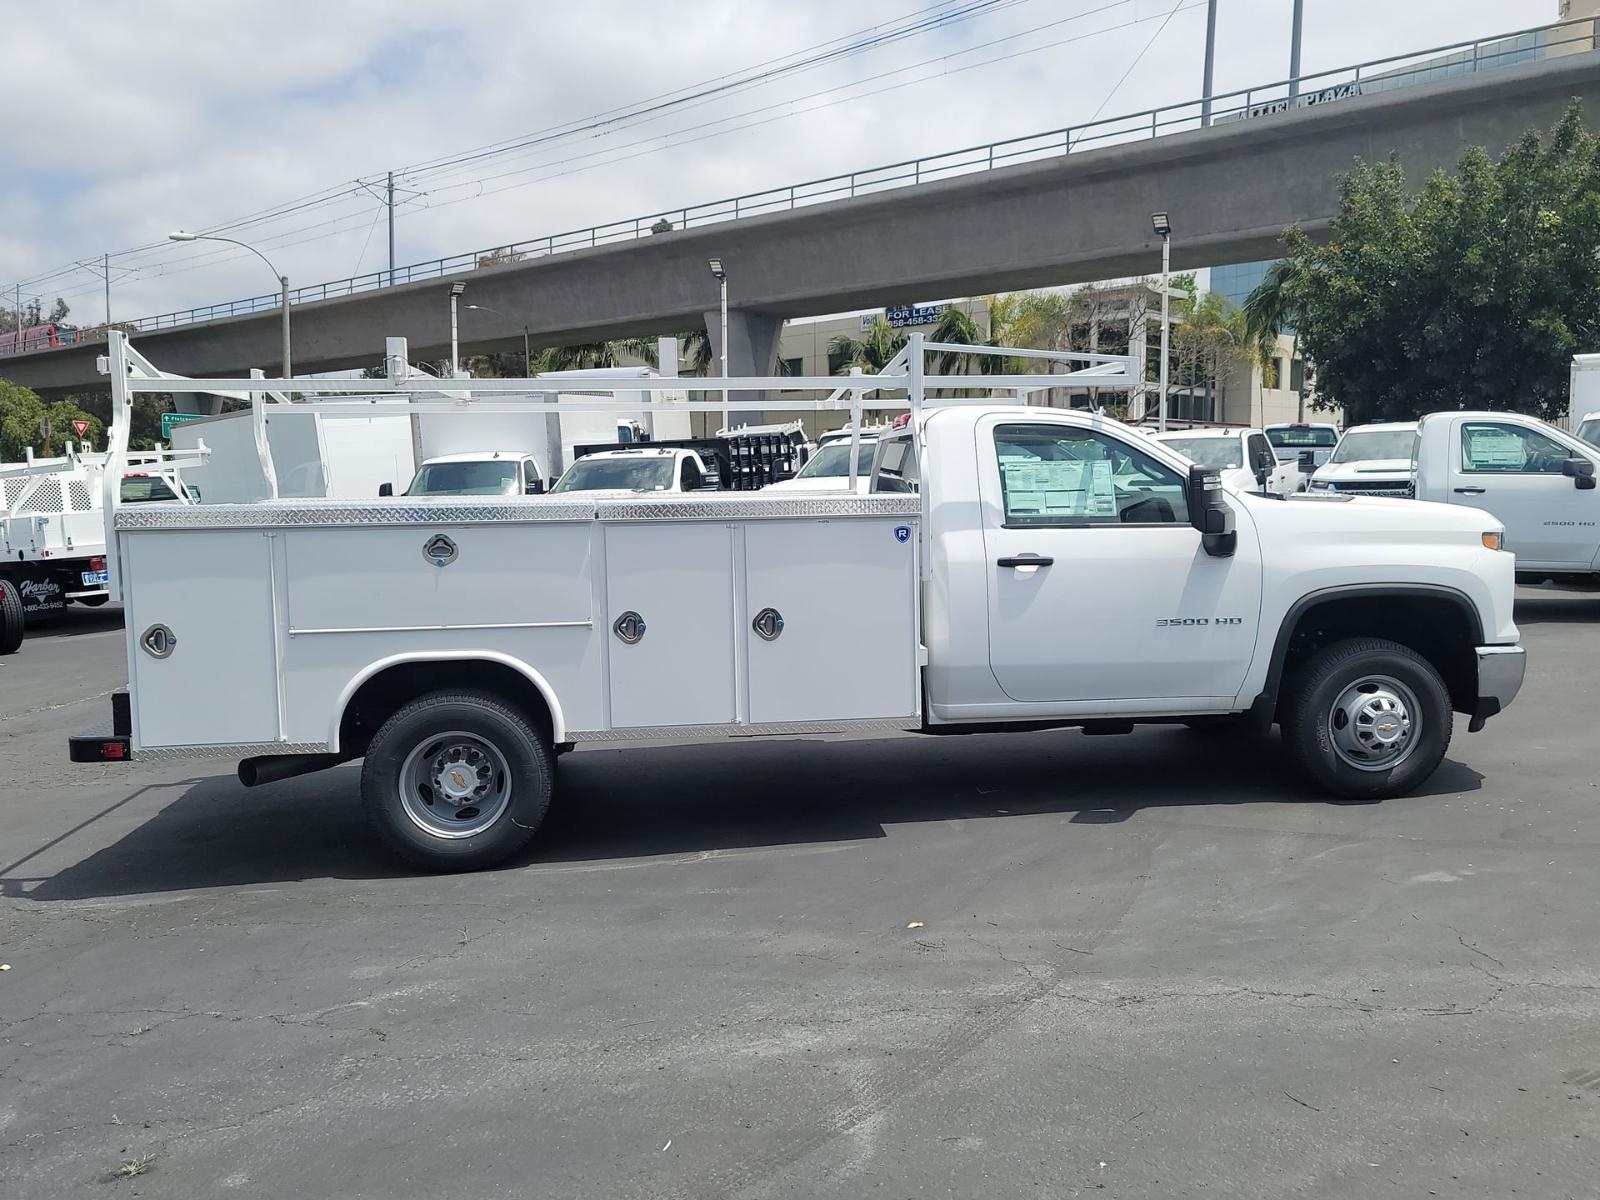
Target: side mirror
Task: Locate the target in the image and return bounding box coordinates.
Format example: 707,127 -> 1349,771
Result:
1254,466 -> 1270,489
771,464 -> 796,483
1188,465 -> 1237,558
378,482 -> 393,497
526,479 -> 544,495
1298,450 -> 1316,471
1563,458 -> 1596,489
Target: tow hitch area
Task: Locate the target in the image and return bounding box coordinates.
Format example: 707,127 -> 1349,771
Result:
68,690 -> 131,762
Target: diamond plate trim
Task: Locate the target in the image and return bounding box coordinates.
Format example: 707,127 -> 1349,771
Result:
595,496 -> 921,520
567,716 -> 920,742
132,740 -> 331,762
115,499 -> 595,530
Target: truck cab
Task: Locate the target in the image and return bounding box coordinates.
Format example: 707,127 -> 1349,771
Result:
550,447 -> 710,495
1152,427 -> 1300,497
397,452 -> 545,498
1414,410 -> 1600,581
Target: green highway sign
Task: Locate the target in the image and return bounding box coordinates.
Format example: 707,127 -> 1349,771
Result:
161,412 -> 204,439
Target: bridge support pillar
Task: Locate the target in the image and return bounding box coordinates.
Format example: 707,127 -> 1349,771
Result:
172,393 -> 224,417
702,308 -> 781,432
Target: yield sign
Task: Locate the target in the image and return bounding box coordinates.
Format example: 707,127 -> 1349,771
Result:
72,419 -> 90,439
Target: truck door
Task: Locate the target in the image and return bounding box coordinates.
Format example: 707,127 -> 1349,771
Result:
1445,418 -> 1598,568
977,416 -> 1262,704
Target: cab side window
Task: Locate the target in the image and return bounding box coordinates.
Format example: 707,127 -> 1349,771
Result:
679,457 -> 702,491
873,435 -> 919,493
993,424 -> 1189,526
1459,423 -> 1572,474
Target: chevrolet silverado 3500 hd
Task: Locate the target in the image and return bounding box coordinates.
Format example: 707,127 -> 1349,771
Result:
71,334 -> 1526,871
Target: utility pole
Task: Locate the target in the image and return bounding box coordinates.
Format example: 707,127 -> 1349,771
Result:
1289,0 -> 1305,100
103,252 -> 111,326
1201,0 -> 1218,127
1152,213 -> 1172,432
387,170 -> 396,287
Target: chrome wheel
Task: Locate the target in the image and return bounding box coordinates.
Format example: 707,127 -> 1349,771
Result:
1327,674 -> 1420,772
397,731 -> 513,839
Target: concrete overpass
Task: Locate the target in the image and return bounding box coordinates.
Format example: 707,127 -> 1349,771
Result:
6,46 -> 1600,397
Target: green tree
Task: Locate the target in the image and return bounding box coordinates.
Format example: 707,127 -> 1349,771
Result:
829,317 -> 908,374
0,382 -> 103,458
0,296 -> 70,336
1261,101 -> 1600,425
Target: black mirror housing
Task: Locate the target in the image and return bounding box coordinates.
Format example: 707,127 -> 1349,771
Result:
1562,456 -> 1595,479
1187,465 -> 1237,557
526,479 -> 544,495
1298,450 -> 1316,471
378,482 -> 393,497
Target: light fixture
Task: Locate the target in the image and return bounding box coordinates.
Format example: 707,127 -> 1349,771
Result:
1151,212 -> 1172,237
450,281 -> 466,297
168,230 -> 197,242
707,258 -> 725,280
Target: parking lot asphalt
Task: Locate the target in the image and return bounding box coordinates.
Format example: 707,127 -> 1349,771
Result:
2,595 -> 1598,1199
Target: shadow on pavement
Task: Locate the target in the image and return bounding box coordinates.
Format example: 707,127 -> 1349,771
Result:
24,603 -> 126,640
11,727 -> 1483,900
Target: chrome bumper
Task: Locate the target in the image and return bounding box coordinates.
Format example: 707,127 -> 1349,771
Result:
1469,644 -> 1526,732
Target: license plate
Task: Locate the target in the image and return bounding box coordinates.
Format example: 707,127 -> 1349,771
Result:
81,570 -> 109,586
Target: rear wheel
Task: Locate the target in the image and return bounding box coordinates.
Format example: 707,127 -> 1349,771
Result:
0,582 -> 24,655
1281,637 -> 1451,799
360,690 -> 553,871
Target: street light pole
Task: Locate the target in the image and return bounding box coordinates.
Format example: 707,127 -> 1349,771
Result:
1151,213 -> 1173,432
449,282 -> 466,375
464,304 -> 532,376
1289,0 -> 1305,100
169,231 -> 291,376
1201,0 -> 1218,127
708,259 -> 729,431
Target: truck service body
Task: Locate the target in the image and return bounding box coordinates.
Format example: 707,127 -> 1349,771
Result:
72,334 -> 1526,870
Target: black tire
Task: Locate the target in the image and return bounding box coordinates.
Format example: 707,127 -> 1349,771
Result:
75,594 -> 110,608
1281,637 -> 1451,800
360,689 -> 553,871
0,582 -> 24,656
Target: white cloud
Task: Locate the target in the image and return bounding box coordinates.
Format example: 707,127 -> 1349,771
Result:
0,0 -> 1551,325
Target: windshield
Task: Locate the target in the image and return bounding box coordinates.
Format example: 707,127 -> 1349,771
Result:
1266,426 -> 1338,448
120,476 -> 181,503
796,441 -> 876,479
406,461 -> 519,497
1578,418 -> 1600,450
552,456 -> 674,493
1157,437 -> 1242,471
1329,429 -> 1417,464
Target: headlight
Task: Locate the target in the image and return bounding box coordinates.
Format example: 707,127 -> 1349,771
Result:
1309,480 -> 1331,491
1482,531 -> 1505,551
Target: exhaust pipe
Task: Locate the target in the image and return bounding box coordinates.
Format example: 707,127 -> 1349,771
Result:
238,753 -> 344,788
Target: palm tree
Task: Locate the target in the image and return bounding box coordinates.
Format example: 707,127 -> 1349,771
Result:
1243,260 -> 1303,389
828,317 -> 908,374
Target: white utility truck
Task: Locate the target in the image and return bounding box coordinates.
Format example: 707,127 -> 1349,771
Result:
0,444 -> 197,650
1152,428 -> 1301,497
71,333 -> 1526,871
1411,409 -> 1600,585
549,446 -> 712,495
1307,422 -> 1419,497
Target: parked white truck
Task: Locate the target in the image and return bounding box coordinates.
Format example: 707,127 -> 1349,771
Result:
71,333 -> 1526,871
1411,409 -> 1600,584
1152,427 -> 1301,497
1307,422 -> 1419,497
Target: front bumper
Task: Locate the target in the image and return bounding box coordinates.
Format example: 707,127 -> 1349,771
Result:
1469,644 -> 1526,733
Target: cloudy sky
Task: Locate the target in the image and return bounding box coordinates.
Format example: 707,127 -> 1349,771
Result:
0,0 -> 1551,326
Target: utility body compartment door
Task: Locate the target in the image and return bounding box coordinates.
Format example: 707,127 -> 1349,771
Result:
743,518 -> 918,724
603,523 -> 736,728
122,529 -> 280,748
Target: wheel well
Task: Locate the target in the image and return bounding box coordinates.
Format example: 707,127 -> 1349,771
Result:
1272,592 -> 1478,716
337,660 -> 556,756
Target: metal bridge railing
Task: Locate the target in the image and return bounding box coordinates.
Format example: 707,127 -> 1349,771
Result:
10,15 -> 1594,352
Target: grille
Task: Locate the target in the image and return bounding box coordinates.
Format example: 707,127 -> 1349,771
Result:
1330,480 -> 1413,498
16,479 -> 62,514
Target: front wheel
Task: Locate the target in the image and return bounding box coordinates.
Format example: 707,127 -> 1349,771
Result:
360,690 -> 553,871
1281,638 -> 1452,800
